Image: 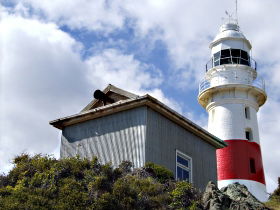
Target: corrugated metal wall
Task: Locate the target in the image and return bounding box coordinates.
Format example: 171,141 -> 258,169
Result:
145,107 -> 217,190
60,105 -> 218,191
61,107 -> 147,168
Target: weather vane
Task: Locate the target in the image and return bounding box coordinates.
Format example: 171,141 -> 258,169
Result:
222,0 -> 238,25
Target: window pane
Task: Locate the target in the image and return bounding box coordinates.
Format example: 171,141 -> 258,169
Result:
241,50 -> 249,60
177,155 -> 189,167
240,59 -> 249,66
246,131 -> 250,140
214,60 -> 220,66
231,49 -> 240,57
220,58 -> 232,65
221,49 -> 230,58
183,170 -> 190,182
232,58 -> 239,64
177,166 -> 183,180
213,52 -> 220,61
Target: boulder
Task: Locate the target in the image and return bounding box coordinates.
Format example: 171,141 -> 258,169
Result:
202,181 -> 269,210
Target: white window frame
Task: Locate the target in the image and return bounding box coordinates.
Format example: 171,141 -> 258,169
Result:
176,150 -> 192,183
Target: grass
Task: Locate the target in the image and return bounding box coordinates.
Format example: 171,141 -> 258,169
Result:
265,197 -> 280,210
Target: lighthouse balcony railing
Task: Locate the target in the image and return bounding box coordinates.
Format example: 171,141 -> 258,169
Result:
205,57 -> 257,72
199,77 -> 265,94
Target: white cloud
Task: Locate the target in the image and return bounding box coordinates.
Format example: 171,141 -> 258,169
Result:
0,9 -> 174,173
0,10 -> 89,172
86,48 -> 162,92
85,48 -> 183,112
20,0 -> 125,33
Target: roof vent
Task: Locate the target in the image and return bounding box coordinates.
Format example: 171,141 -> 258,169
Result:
94,90 -> 115,105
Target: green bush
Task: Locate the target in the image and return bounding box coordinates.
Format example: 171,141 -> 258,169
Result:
265,177 -> 280,209
170,181 -> 202,210
0,154 -> 203,210
144,162 -> 174,183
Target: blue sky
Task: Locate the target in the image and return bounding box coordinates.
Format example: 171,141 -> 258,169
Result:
1,0 -> 280,193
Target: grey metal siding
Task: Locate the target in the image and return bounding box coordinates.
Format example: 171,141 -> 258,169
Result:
145,107 -> 217,190
61,106 -> 147,168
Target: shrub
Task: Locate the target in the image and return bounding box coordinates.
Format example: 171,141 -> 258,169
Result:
0,154 -> 203,210
144,162 -> 174,183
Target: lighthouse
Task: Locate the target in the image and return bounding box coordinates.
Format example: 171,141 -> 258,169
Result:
198,22 -> 267,201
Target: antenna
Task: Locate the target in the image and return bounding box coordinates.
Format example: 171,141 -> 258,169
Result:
235,0 -> 238,25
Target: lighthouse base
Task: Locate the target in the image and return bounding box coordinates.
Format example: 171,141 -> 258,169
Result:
218,179 -> 268,202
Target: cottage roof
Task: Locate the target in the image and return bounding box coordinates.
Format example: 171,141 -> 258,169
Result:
50,84 -> 226,149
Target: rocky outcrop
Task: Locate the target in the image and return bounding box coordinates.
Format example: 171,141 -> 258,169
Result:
202,181 -> 269,210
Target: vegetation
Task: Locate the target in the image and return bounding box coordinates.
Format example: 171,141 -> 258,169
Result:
265,177 -> 280,210
0,154 -> 202,210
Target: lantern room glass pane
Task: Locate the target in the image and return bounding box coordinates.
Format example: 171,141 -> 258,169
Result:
220,58 -> 232,65
214,60 -> 220,66
241,50 -> 249,60
213,52 -> 220,61
221,49 -> 230,58
231,49 -> 240,57
232,57 -> 239,64
240,59 -> 249,66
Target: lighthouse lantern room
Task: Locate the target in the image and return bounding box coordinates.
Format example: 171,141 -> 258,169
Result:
198,22 -> 267,201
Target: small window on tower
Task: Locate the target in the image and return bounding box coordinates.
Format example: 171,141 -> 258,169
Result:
250,158 -> 256,173
245,129 -> 252,141
245,107 -> 250,119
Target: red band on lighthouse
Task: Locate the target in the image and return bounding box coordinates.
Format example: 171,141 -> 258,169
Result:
217,140 -> 265,184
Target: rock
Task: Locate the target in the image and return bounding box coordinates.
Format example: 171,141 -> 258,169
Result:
202,181 -> 231,209
202,181 -> 269,210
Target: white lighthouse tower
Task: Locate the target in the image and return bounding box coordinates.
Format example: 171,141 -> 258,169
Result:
198,22 -> 267,201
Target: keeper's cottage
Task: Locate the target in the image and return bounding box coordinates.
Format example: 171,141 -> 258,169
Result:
50,84 -> 226,191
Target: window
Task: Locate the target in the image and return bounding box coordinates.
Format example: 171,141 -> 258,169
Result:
221,49 -> 230,58
212,49 -> 251,67
213,52 -> 220,61
176,150 -> 192,182
245,128 -> 252,141
241,50 -> 249,60
231,49 -> 240,57
213,52 -> 220,66
245,107 -> 250,119
250,158 -> 256,173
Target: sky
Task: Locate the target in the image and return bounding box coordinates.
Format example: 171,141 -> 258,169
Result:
0,0 -> 280,193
